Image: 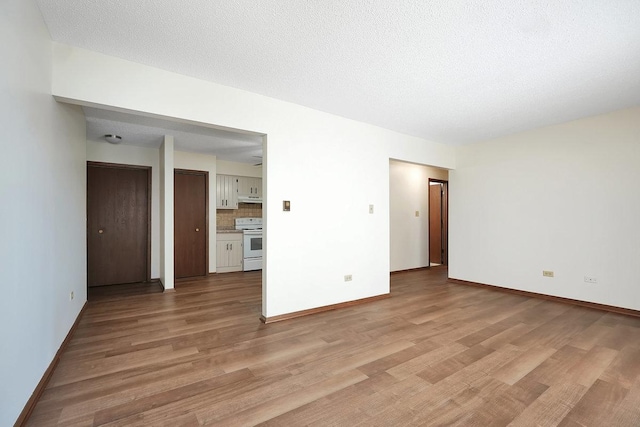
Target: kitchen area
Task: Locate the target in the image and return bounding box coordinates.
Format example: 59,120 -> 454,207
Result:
215,174 -> 263,273
81,106 -> 265,284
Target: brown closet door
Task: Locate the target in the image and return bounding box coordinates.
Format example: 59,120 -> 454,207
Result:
87,164 -> 150,287
174,170 -> 208,279
429,183 -> 443,265
429,180 -> 448,266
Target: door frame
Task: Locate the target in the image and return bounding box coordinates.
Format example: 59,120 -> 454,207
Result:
87,161 -> 152,284
174,168 -> 209,279
428,178 -> 448,266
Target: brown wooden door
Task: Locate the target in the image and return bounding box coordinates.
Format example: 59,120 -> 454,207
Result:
442,182 -> 448,265
429,180 -> 448,265
174,170 -> 208,279
87,163 -> 150,287
429,183 -> 442,265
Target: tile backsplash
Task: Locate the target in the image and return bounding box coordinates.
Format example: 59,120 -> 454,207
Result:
217,203 -> 262,229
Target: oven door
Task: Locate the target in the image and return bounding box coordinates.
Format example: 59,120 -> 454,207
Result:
243,231 -> 262,259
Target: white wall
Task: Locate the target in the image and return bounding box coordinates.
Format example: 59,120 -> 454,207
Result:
51,44 -> 456,318
217,159 -> 262,177
389,160 -> 448,271
450,107 -> 640,311
159,136 -> 174,289
86,140 -> 160,278
0,1 -> 87,424
175,151 -> 217,273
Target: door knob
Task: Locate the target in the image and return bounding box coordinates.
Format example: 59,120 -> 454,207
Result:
98,229 -> 104,234
195,228 -> 200,232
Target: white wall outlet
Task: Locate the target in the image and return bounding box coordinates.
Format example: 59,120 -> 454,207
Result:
70,291 -> 74,301
584,276 -> 597,284
344,274 -> 353,282
542,270 -> 554,278
369,205 -> 374,214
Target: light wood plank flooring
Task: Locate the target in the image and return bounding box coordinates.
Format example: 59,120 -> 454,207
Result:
27,268 -> 640,426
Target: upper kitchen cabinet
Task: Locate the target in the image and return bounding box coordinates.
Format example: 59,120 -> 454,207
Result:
237,176 -> 262,198
216,175 -> 238,209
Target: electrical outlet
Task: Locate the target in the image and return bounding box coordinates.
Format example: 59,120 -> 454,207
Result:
542,270 -> 554,278
344,274 -> 353,282
369,205 -> 374,214
584,276 -> 597,284
70,291 -> 74,301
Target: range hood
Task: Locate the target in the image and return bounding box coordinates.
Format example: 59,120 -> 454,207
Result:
238,195 -> 263,204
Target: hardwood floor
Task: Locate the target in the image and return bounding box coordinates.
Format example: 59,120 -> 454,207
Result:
26,268 -> 640,426
87,282 -> 163,301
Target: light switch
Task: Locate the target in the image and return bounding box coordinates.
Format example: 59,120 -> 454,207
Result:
415,211 -> 420,217
369,204 -> 374,214
283,200 -> 291,211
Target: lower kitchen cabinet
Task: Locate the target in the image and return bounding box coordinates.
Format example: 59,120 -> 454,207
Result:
216,233 -> 243,273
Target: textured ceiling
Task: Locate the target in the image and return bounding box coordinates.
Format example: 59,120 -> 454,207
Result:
38,0 -> 640,145
84,108 -> 263,163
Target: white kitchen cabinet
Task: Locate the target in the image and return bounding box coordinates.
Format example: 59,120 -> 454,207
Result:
216,233 -> 243,273
237,176 -> 262,198
216,175 -> 238,209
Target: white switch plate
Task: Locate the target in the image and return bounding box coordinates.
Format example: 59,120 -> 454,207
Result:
344,274 -> 353,282
415,211 -> 420,217
584,276 -> 597,284
369,204 -> 374,214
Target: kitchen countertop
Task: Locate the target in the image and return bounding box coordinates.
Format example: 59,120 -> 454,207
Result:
216,228 -> 243,234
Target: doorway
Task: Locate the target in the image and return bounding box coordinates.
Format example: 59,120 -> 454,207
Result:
81,106 -> 265,315
429,179 -> 448,266
87,162 -> 151,287
174,169 -> 208,279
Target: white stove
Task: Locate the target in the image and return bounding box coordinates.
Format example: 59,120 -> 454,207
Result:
235,218 -> 262,271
